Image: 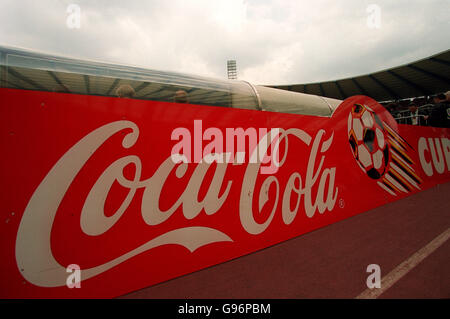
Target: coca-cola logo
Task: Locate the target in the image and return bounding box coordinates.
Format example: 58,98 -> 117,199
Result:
16,120 -> 338,287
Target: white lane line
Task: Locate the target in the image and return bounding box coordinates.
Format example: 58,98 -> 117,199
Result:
356,227 -> 450,299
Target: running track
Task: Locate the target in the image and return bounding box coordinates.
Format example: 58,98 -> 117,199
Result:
120,182 -> 450,299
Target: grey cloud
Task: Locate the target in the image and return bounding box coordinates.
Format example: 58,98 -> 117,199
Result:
0,0 -> 448,85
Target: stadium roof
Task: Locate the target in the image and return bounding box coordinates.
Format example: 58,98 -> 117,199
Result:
269,49 -> 450,103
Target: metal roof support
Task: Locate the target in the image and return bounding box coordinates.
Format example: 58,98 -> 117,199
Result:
407,65 -> 450,85
8,67 -> 46,91
142,87 -> 169,99
134,82 -> 149,94
351,78 -> 369,96
387,70 -> 430,96
0,51 -> 5,87
430,57 -> 450,67
368,74 -> 399,100
334,81 -> 346,99
318,83 -> 325,97
47,71 -> 62,86
242,80 -> 263,111
160,88 -> 217,103
4,80 -> 21,89
106,78 -> 120,96
83,75 -> 90,94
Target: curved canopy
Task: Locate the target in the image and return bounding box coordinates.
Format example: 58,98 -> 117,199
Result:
0,45 -> 340,117
269,49 -> 450,102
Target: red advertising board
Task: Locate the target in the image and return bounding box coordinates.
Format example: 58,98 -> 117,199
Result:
0,88 -> 449,298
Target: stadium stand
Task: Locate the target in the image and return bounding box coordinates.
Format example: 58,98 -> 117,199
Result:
269,49 -> 450,127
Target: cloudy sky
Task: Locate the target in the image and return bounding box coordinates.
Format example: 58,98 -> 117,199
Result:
0,0 -> 449,85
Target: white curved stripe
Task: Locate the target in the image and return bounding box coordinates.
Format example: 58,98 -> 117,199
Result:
390,149 -> 414,172
377,181 -> 396,196
387,136 -> 406,152
390,162 -> 421,190
385,174 -> 408,193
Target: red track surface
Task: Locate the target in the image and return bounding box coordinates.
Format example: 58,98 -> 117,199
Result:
119,182 -> 450,299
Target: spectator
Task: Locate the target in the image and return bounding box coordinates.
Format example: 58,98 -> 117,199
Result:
116,84 -> 135,98
389,102 -> 398,112
385,102 -> 398,117
413,98 -> 422,107
428,93 -> 450,128
405,102 -> 428,126
432,93 -> 445,105
174,90 -> 189,103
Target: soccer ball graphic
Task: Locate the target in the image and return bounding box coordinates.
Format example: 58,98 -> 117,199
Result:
347,103 -> 390,179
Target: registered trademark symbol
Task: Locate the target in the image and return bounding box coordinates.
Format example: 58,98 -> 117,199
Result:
339,198 -> 345,208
